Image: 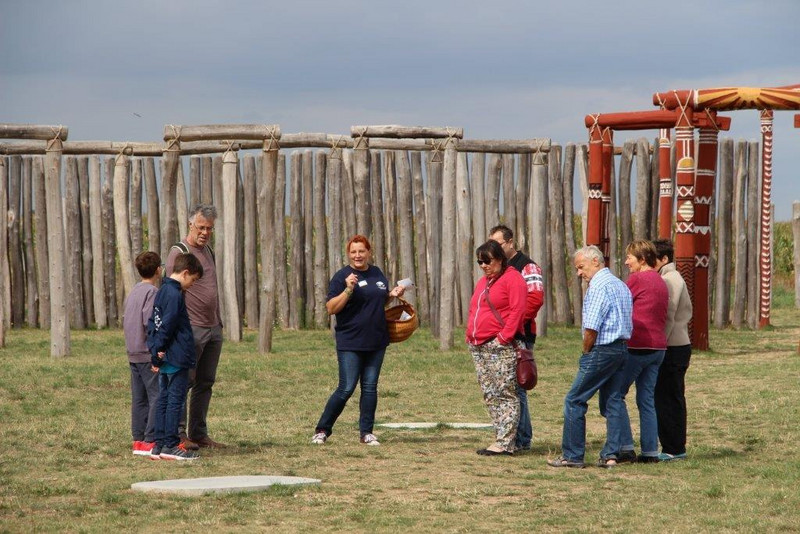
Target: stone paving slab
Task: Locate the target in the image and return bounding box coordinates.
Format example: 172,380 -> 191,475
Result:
131,475 -> 321,496
377,422 -> 492,429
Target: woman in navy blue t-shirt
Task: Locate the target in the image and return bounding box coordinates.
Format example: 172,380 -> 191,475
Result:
311,235 -> 405,446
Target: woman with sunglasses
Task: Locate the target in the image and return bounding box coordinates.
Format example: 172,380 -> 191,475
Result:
466,240 -> 528,455
311,234 -> 405,447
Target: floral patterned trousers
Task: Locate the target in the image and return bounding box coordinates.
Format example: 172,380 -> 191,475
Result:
469,339 -> 520,451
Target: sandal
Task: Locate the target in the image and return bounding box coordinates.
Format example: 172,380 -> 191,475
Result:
597,457 -> 618,468
547,456 -> 585,468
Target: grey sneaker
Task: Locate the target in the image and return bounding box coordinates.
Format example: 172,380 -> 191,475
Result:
160,445 -> 199,461
360,433 -> 380,446
311,431 -> 327,444
150,444 -> 162,461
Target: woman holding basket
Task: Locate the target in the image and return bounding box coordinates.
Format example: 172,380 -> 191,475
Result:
466,240 -> 528,456
311,235 -> 405,446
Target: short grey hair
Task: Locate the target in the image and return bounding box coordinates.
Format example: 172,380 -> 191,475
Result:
189,203 -> 217,223
575,245 -> 605,265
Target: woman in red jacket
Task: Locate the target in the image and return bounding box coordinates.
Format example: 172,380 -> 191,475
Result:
466,240 -> 528,456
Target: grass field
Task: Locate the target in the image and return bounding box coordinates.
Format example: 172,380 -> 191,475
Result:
1,304 -> 799,532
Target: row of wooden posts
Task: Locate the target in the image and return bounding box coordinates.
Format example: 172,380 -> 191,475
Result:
0,123 -> 773,356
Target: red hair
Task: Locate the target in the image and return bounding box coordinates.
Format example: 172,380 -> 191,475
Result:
347,234 -> 372,252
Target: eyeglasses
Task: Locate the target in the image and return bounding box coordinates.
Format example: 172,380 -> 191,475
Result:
476,258 -> 494,266
192,223 -> 214,233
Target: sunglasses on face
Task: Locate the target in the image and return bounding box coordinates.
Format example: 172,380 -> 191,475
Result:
476,258 -> 495,266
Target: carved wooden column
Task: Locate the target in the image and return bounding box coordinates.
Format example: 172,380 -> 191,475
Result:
673,98 -> 697,342
586,117 -> 603,249
693,126 -> 719,350
758,109 -> 774,328
601,127 -> 613,261
658,128 -> 673,238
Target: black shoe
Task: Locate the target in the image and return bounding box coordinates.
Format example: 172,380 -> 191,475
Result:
637,454 -> 660,463
477,448 -> 513,456
617,450 -> 637,463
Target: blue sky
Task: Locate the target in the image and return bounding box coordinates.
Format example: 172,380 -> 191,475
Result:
2,0 -> 799,219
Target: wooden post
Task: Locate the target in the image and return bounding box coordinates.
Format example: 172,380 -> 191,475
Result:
221,149 -> 241,341
486,153 -> 502,228
673,104 -> 697,343
102,157 -> 119,326
456,151 -> 472,323
410,151 -> 429,323
130,158 -> 144,257
531,149 -> 549,335
176,159 -> 189,245
549,144 -> 570,323
242,154 -> 259,329
746,141 -> 760,329
577,144 -> 590,246
470,151 -> 487,283
438,140 -> 458,349
601,128 -> 613,261
302,150 -> 315,325
426,151 -> 443,336
502,154 -> 516,231
395,151 -> 416,308
793,201 -> 800,309
313,151 -> 328,327
618,140 -> 635,255
341,150 -> 357,239
8,156 -> 24,327
0,157 -> 7,339
563,144 -> 580,325
608,148 -> 619,275
144,157 -> 161,254
382,152 -> 399,285
65,157 -> 86,329
658,129 -> 674,238
33,157 -> 50,328
258,140 -> 279,353
212,155 -> 226,327
189,156 -> 201,209
289,151 -> 303,329
758,110 -> 773,328
88,155 -> 106,328
693,127 -> 720,349
369,150 -> 385,268
516,154 -> 531,251
327,151 -> 344,274
113,153 -> 136,299
77,157 -> 93,326
45,138 -> 70,356
634,137 -> 652,241
351,133 -> 372,237
586,119 -> 603,249
649,138 -> 660,239
160,140 -> 181,260
714,138 -> 734,328
275,153 -> 290,329
201,156 -> 213,205
731,140 -> 749,328
22,158 -> 38,327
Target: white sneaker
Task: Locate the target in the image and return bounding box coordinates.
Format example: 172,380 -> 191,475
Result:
311,431 -> 327,444
360,433 -> 380,446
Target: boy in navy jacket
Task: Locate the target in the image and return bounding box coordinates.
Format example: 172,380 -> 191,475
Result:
147,253 -> 204,460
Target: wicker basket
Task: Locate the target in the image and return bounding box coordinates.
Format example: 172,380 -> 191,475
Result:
385,296 -> 419,343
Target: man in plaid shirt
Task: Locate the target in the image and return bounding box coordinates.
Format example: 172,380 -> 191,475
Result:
548,245 -> 632,468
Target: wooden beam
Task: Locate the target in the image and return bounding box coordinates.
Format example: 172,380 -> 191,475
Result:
0,123 -> 68,141
351,125 -> 464,139
163,124 -> 281,142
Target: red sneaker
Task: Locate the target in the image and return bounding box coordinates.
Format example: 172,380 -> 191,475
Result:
133,441 -> 156,456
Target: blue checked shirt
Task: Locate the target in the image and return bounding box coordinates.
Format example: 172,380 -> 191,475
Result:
582,267 -> 633,345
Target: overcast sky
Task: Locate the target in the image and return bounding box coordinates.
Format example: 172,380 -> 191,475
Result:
2,0 -> 799,219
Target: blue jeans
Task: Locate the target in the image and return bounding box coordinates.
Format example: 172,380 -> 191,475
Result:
615,349 -> 666,457
315,348 -> 386,437
154,368 -> 189,449
515,338 -> 535,449
561,340 -> 627,463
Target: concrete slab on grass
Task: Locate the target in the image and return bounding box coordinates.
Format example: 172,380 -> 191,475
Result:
131,475 -> 321,496
377,422 -> 492,429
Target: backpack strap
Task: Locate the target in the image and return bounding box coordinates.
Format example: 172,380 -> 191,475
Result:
171,241 -> 215,262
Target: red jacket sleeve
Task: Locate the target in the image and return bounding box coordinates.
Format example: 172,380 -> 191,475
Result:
498,270 -> 528,344
521,262 -> 544,330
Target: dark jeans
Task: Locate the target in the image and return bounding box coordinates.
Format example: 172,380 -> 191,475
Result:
179,324 -> 223,441
654,344 -> 691,455
130,362 -> 160,442
315,348 -> 386,437
515,336 -> 536,448
154,368 -> 189,449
